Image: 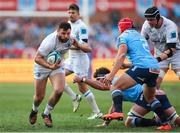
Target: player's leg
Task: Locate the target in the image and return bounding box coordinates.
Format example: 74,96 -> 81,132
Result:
77,82 -> 102,119
64,60 -> 82,112
171,49 -> 180,80
96,104 -> 114,127
156,68 -> 168,89
29,73 -> 48,125
125,104 -> 154,127
137,68 -> 170,127
42,69 -> 65,127
143,85 -> 169,127
157,58 -> 170,89
103,72 -> 137,120
75,55 -> 102,119
155,90 -> 180,127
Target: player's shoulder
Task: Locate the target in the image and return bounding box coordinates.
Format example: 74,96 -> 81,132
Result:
44,31 -> 56,41
162,16 -> 177,29
41,31 -> 56,46
77,19 -> 87,28
142,20 -> 151,30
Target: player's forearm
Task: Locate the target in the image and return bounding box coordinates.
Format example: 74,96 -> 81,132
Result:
35,56 -> 51,69
78,43 -> 92,53
83,78 -> 109,91
111,54 -> 125,77
156,48 -> 176,62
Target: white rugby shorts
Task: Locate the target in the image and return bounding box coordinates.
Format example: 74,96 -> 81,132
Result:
64,55 -> 90,77
34,66 -> 65,80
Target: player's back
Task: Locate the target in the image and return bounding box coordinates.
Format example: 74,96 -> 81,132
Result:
118,29 -> 159,69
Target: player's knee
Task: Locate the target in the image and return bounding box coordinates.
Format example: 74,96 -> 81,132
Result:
126,110 -> 143,127
159,70 -> 166,79
54,89 -> 63,97
34,94 -> 44,102
167,111 -> 179,126
150,99 -> 161,111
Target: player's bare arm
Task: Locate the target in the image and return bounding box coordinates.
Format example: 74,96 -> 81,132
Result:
156,45 -> 176,62
120,62 -> 132,69
35,52 -> 61,70
73,75 -> 110,91
103,44 -> 127,84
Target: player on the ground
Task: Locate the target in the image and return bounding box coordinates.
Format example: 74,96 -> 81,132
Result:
63,3 -> 102,119
141,6 -> 180,89
73,67 -> 180,130
29,22 -> 77,127
101,17 -> 169,128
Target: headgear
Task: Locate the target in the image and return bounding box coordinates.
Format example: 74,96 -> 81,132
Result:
144,6 -> 160,21
118,18 -> 133,33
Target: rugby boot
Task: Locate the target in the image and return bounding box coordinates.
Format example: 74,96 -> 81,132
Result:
102,112 -> 123,121
157,123 -> 172,130
41,113 -> 53,127
29,109 -> 38,125
72,94 -> 82,112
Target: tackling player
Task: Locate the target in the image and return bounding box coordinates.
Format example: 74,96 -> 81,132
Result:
102,17 -> 168,127
63,3 -> 103,119
141,6 -> 180,89
73,67 -> 180,130
29,22 -> 77,127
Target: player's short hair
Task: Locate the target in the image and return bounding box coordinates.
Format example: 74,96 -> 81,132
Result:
68,3 -> 79,12
58,21 -> 71,31
93,67 -> 110,80
144,6 -> 160,21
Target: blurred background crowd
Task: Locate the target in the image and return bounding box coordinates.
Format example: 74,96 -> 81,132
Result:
0,0 -> 179,59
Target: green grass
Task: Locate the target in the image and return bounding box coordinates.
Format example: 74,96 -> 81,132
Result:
0,82 -> 180,132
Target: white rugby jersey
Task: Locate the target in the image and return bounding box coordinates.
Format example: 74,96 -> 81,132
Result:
35,31 -> 72,71
38,31 -> 72,56
68,19 -> 89,56
141,16 -> 180,55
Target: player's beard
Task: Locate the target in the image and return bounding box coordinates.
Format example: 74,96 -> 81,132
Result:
58,36 -> 69,43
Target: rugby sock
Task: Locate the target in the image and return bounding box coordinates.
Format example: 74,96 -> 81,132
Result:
111,89 -> 123,112
32,103 -> 38,112
150,99 -> 167,123
64,82 -> 77,100
44,104 -> 53,115
133,117 -> 159,127
84,90 -> 100,113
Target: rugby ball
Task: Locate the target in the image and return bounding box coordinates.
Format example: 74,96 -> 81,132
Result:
47,51 -> 61,64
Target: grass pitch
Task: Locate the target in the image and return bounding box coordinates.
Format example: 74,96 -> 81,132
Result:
0,82 -> 180,132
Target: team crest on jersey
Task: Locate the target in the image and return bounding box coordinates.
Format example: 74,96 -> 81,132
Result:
35,72 -> 41,77
81,28 -> 87,34
171,32 -> 176,38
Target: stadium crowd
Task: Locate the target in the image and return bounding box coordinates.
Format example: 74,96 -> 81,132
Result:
0,6 -> 179,59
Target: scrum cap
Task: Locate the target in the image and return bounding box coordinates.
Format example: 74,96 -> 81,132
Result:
144,6 -> 160,20
118,17 -> 133,33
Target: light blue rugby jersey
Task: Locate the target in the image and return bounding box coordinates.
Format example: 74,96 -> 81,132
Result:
112,77 -> 143,102
117,29 -> 159,69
